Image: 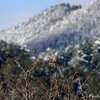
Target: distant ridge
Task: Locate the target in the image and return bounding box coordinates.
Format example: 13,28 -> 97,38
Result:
0,0 -> 100,52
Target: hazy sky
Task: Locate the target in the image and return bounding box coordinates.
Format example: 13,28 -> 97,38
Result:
0,0 -> 91,30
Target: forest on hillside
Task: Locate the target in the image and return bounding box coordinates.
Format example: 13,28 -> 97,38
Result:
0,40 -> 100,100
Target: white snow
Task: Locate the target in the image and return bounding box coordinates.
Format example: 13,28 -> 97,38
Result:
95,40 -> 100,44
0,0 -> 100,52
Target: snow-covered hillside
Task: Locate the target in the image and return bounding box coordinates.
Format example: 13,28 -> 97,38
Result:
0,0 -> 100,52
